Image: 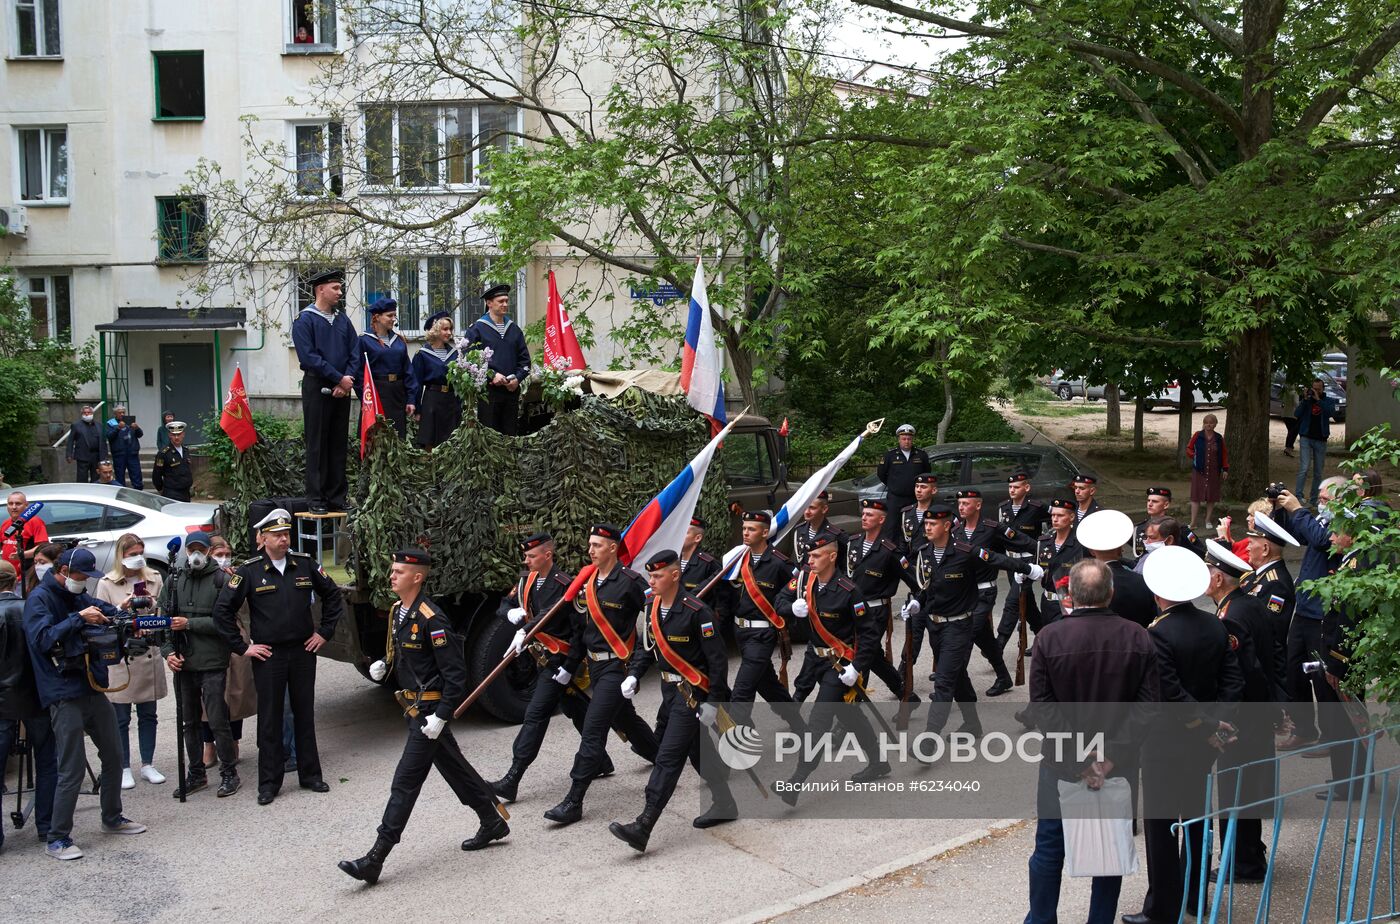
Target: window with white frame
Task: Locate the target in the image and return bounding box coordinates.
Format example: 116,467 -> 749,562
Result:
363,103 -> 517,189
23,273 -> 72,343
292,122 -> 343,196
17,126 -> 68,203
13,0 -> 60,57
363,256 -> 519,333
287,0 -> 336,48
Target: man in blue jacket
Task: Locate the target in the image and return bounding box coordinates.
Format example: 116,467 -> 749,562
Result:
291,269 -> 361,514
462,283 -> 530,435
105,405 -> 144,489
1293,378 -> 1338,507
23,548 -> 146,860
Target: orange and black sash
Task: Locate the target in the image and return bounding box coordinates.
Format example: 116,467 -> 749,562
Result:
804,571 -> 855,661
585,573 -> 634,659
649,597 -> 708,692
739,554 -> 785,630
520,571 -> 570,655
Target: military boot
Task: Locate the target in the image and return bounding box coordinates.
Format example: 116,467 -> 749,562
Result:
490,761 -> 526,803
461,806 -> 510,851
338,836 -> 393,885
543,781 -> 587,826
608,804 -> 661,853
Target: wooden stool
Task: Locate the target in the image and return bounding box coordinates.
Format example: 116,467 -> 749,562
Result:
295,510 -> 348,566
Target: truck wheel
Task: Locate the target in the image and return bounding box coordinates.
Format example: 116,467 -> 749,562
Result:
468,617 -> 534,724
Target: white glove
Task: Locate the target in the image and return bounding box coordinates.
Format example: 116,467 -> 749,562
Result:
791,598 -> 809,619
421,714 -> 446,740
696,703 -> 718,726
368,660 -> 387,682
506,606 -> 527,626
552,667 -> 572,686
1026,564 -> 1045,582
901,599 -> 920,620
839,663 -> 859,687
1014,572 -> 1026,585
621,676 -> 639,699
507,628 -> 527,656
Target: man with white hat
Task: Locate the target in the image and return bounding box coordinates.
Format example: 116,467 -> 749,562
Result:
876,424 -> 930,540
1074,509 -> 1156,628
1127,547 -> 1244,924
1239,506 -> 1295,731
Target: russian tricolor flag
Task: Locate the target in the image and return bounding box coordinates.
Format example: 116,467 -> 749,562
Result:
680,257 -> 727,433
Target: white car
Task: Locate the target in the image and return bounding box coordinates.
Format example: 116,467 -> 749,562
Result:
14,483 -> 220,583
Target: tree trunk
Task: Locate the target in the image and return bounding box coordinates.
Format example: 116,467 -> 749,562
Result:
1105,384 -> 1121,436
719,325 -> 759,414
1134,397 -> 1145,451
936,369 -> 955,445
1225,327 -> 1273,501
1176,372 -> 1196,470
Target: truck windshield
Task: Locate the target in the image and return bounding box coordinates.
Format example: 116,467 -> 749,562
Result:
723,432 -> 775,486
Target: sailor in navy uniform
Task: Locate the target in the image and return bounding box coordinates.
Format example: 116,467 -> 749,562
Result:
410,310 -> 462,449
461,283 -> 531,435
995,472 -> 1048,650
358,297 -> 417,437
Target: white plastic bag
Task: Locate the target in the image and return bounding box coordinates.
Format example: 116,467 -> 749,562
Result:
1058,778 -> 1139,878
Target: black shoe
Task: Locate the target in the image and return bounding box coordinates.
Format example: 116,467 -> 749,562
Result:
217,773 -> 241,798
257,790 -> 277,806
928,672 -> 937,682
543,797 -> 583,826
490,763 -> 525,803
1121,914 -> 1173,924
850,761 -> 892,784
309,503 -> 329,515
301,780 -> 331,793
900,691 -> 922,704
1014,709 -> 1036,731
173,774 -> 208,799
461,814 -> 509,851
283,758 -> 298,773
986,678 -> 1013,697
779,786 -> 801,807
954,722 -> 984,739
338,836 -> 393,885
693,802 -> 738,829
1209,868 -> 1265,884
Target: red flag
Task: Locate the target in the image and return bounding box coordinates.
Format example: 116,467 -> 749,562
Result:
779,417 -> 790,437
543,270 -> 587,372
359,353 -> 383,459
219,367 -> 257,452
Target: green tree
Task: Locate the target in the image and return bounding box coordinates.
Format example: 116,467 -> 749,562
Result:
0,269 -> 101,481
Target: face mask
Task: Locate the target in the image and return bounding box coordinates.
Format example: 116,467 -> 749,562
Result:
34,563 -> 52,581
64,576 -> 87,594
188,552 -> 208,569
82,414 -> 94,423
122,555 -> 146,571
213,555 -> 231,569
1144,541 -> 1165,552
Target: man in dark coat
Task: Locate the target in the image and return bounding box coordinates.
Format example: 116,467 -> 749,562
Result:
65,405 -> 107,483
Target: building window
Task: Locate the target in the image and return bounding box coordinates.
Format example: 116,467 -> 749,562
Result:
13,0 -> 60,57
156,196 -> 208,262
23,273 -> 72,343
362,103 -> 517,190
153,51 -> 205,121
363,256 -> 519,333
288,0 -> 336,49
292,122 -> 343,196
16,126 -> 67,203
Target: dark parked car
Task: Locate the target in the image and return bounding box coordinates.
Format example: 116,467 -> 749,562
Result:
1270,371 -> 1347,423
827,440 -> 1096,509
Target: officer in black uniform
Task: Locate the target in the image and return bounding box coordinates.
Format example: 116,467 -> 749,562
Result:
995,472 -> 1048,650
899,473 -> 939,550
681,516 -> 733,629
1132,486 -> 1175,558
213,510 -> 342,805
543,524 -> 659,826
151,421 -> 194,502
490,532 -> 620,803
610,550 -> 735,851
1240,513 -> 1296,690
728,511 -> 796,720
776,530 -> 887,799
877,424 -> 931,540
842,499 -> 916,700
953,489 -> 1018,696
1030,499 -> 1086,630
339,548 -> 508,885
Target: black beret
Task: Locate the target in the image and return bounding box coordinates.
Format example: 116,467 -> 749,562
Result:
956,489 -> 981,499
742,510 -> 772,525
645,550 -> 679,572
392,547 -> 432,566
1049,498 -> 1076,511
808,530 -> 841,550
1071,474 -> 1098,485
590,523 -> 623,541
1146,486 -> 1173,499
424,311 -> 453,329
520,532 -> 552,552
1007,471 -> 1030,484
861,499 -> 887,511
816,490 -> 832,501
481,283 -> 511,301
924,504 -> 954,521
915,473 -> 938,485
307,268 -> 344,289
369,297 -> 398,315
689,516 -> 706,530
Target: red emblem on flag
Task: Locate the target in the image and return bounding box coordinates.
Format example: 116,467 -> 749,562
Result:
359,353 -> 383,459
219,367 -> 257,452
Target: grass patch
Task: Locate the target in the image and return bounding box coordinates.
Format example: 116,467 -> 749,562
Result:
1012,389 -> 1104,418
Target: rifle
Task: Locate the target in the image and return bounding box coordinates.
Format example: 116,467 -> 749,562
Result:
676,679 -> 768,798
829,653 -> 897,740
1015,582 -> 1029,687
883,598 -> 894,664
897,601 -> 915,731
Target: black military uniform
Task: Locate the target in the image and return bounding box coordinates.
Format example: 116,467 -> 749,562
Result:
151,423 -> 194,502
339,549 -> 506,884
776,531 -> 886,796
994,475 -> 1048,649
793,514 -> 845,562
729,512 -> 796,716
905,506 -> 1033,737
877,429 -> 931,540
544,524 -> 659,826
610,551 -> 734,851
1032,502 -> 1086,630
212,513 -> 343,803
1106,559 -> 1156,628
953,491 -> 1017,695
841,500 -> 917,700
1070,475 -> 1102,527
1240,553 -> 1294,686
1131,486 -> 1174,558
682,517 -> 734,629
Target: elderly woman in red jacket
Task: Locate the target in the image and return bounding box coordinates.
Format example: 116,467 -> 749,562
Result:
1186,413 -> 1228,530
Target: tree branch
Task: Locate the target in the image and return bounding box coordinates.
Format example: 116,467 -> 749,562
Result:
1179,0 -> 1243,53
1294,15 -> 1400,137
1080,53 -> 1209,190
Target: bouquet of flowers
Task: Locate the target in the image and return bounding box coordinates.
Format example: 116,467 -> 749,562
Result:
447,340 -> 494,405
532,355 -> 586,411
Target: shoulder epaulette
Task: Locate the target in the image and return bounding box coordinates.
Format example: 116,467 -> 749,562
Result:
902,503 -> 916,513
835,575 -> 858,591
622,567 -> 644,582
682,596 -> 704,611
769,548 -> 791,564
417,600 -> 436,619
881,539 -> 899,552
697,551 -> 717,563
552,570 -> 573,586
1025,500 -> 1045,510
289,550 -> 312,558
953,541 -> 974,553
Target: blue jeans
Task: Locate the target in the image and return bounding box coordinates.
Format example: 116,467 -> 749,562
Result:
0,714 -> 58,843
1295,437 -> 1327,506
113,451 -> 143,489
112,700 -> 158,767
1026,768 -> 1123,924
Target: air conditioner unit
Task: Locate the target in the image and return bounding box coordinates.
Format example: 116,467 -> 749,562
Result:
0,205 -> 29,238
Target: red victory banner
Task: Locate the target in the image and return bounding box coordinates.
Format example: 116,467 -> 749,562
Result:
219,366 -> 257,452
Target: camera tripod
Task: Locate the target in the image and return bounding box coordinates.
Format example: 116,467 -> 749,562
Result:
7,723 -> 98,831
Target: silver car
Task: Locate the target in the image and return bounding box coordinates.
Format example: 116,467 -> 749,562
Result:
14,483 -> 220,581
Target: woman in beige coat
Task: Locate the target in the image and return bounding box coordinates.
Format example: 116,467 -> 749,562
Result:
97,533 -> 167,789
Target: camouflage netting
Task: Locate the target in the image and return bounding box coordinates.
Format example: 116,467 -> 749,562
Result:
226,391 -> 728,608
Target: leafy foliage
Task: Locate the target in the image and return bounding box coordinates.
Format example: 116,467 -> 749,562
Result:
198,409 -> 301,483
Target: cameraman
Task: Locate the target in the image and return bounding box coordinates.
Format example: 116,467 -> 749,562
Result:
1293,378 -> 1338,508
1,559 -> 57,850
22,548 -> 146,861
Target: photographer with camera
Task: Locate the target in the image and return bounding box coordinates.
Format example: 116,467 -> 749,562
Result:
96,534 -> 167,790
1,559 -> 58,851
105,405 -> 144,490
22,547 -> 146,861
1293,378 -> 1338,508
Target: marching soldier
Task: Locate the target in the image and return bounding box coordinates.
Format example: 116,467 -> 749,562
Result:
728,511 -> 796,718
792,491 -> 842,561
1029,500 -> 1086,631
490,532 -> 621,803
681,516 -> 734,630
877,424 -> 931,540
776,530 -> 887,798
899,505 -> 1039,739
953,490 -> 1016,696
151,421 -> 193,502
542,525 -> 659,826
340,549 -> 507,885
840,500 -> 917,700
610,550 -> 735,851
899,473 -> 939,550
1132,486 -> 1174,558
212,510 -> 342,805
995,472 -> 1048,651
1070,474 -> 1102,524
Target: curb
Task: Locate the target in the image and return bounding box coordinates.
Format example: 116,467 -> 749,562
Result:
720,817 -> 1024,924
